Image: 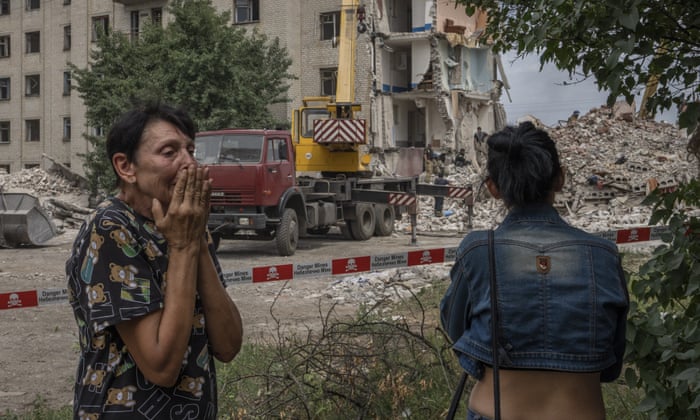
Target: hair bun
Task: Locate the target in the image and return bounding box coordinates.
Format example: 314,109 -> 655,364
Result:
508,137 -> 523,159
485,121 -> 561,207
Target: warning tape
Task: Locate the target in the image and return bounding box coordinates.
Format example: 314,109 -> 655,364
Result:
0,225 -> 671,311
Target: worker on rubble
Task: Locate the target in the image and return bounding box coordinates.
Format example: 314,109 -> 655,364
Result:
567,110 -> 581,125
434,153 -> 447,177
66,102 -> 243,418
433,170 -> 449,217
474,126 -> 487,144
441,121 -> 628,420
474,127 -> 488,165
455,148 -> 469,167
424,145 -> 435,182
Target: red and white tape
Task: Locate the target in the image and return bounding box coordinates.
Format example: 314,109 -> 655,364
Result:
0,225 -> 669,311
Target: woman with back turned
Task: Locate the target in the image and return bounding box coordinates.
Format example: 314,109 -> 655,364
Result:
441,122 -> 629,419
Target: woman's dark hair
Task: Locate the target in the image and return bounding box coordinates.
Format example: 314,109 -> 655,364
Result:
106,102 -> 196,186
486,121 -> 562,207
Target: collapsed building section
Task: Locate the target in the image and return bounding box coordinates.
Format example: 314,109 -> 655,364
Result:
366,0 -> 507,170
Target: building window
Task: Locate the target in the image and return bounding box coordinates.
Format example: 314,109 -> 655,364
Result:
25,119 -> 40,142
0,164 -> 9,174
234,0 -> 259,23
63,117 -> 71,142
24,163 -> 39,169
0,121 -> 9,143
130,11 -> 139,41
92,126 -> 104,137
320,12 -> 341,41
0,77 -> 9,100
151,8 -> 162,25
0,35 -> 9,58
63,0 -> 71,4
63,71 -> 71,95
25,31 -> 40,54
25,74 -> 40,96
0,0 -> 9,16
63,26 -> 71,50
320,68 -> 337,96
26,0 -> 40,11
92,16 -> 109,42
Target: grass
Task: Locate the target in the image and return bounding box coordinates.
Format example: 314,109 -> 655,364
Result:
1,395 -> 72,420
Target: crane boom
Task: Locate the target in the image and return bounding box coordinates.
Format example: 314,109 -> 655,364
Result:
335,0 -> 358,105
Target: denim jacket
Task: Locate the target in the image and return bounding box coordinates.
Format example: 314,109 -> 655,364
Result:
440,204 -> 629,382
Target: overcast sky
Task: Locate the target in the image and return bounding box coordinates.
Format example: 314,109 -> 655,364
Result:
499,52 -> 679,127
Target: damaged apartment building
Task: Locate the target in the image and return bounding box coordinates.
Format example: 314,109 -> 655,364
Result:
0,0 -> 506,175
366,0 -> 507,160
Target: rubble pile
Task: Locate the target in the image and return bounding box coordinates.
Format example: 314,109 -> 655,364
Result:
397,106 -> 696,235
0,167 -> 91,232
0,167 -> 85,197
324,110 -> 695,306
309,265 -> 451,307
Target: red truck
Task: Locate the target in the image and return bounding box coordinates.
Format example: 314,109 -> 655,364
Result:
194,128 -> 472,256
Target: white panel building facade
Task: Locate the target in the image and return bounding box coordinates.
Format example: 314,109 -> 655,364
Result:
0,0 -> 505,176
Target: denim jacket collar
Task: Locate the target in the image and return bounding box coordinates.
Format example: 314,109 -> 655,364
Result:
500,204 -> 564,226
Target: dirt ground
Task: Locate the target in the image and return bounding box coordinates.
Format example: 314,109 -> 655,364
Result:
0,227 -> 459,415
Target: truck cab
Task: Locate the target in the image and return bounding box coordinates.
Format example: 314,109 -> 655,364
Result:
195,129 -> 303,254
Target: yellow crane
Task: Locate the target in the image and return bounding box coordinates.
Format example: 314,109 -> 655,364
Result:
638,73 -> 659,120
291,0 -> 370,175
639,43 -> 667,120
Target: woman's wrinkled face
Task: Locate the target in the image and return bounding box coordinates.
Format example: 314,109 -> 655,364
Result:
129,120 -> 197,210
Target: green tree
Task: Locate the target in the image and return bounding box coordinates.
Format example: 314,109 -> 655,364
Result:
71,0 -> 293,195
626,184 -> 700,419
457,0 -> 699,133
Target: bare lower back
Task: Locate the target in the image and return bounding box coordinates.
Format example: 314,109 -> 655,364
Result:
468,368 -> 605,420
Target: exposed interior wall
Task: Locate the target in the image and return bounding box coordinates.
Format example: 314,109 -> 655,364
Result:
410,40 -> 431,88
385,0 -> 411,32
381,47 -> 411,93
427,101 -> 448,148
435,0 -> 484,34
465,48 -> 493,93
411,0 -> 431,32
392,99 -> 423,147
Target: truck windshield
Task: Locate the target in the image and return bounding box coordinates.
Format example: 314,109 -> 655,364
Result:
195,134 -> 264,164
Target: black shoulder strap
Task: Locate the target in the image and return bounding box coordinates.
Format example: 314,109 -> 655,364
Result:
446,231 -> 502,420
488,229 -> 501,420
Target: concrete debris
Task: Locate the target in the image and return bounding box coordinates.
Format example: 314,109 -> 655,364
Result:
321,265 -> 451,307
324,107 -> 695,307
0,167 -> 86,197
396,105 -> 696,234
0,167 -> 91,235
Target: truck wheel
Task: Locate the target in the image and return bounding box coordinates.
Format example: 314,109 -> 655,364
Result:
373,204 -> 395,237
340,223 -> 355,240
349,203 -> 375,241
276,208 -> 299,256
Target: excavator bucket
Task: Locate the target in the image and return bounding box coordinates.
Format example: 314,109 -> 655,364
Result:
0,192 -> 59,247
